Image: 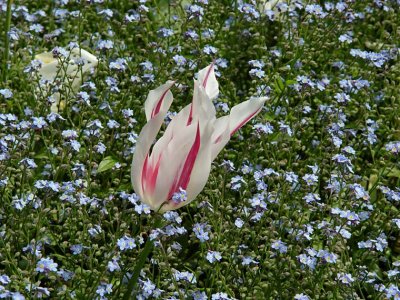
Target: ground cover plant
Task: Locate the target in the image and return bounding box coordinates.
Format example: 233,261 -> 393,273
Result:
1,0 -> 400,299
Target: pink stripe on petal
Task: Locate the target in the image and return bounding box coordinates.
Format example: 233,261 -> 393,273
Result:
167,123 -> 201,199
186,104 -> 193,126
214,135 -> 223,144
167,173 -> 179,201
147,154 -> 162,194
141,153 -> 162,197
178,124 -> 201,189
151,89 -> 169,118
202,63 -> 214,88
141,155 -> 149,194
230,107 -> 262,136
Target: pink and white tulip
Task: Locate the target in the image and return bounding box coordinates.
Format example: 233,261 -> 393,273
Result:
131,64 -> 267,212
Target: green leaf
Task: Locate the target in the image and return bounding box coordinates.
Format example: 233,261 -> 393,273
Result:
274,77 -> 285,92
118,183 -> 132,192
35,152 -> 49,159
285,79 -> 297,85
97,156 -> 118,173
387,168 -> 400,178
264,113 -> 275,121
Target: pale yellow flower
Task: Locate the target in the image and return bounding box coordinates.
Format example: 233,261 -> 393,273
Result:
35,48 -> 98,112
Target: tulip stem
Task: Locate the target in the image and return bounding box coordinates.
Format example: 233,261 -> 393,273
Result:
122,238 -> 154,300
2,0 -> 13,82
122,216 -> 163,300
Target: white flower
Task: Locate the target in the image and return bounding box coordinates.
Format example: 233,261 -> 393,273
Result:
34,47 -> 98,112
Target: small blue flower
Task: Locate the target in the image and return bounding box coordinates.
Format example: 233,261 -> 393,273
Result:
249,68 -> 265,79
0,274 -> 10,285
337,273 -> 355,285
302,173 -> 318,186
69,140 -> 81,152
271,240 -> 288,254
386,141 -> 400,155
96,282 -> 113,298
206,251 -> 222,263
19,158 -> 37,169
62,129 -> 78,140
294,293 -> 310,300
107,257 -> 121,272
117,236 -> 136,251
212,292 -> 233,300
58,269 -> 74,281
29,23 -> 44,33
173,270 -> 196,283
242,256 -> 258,266
297,254 -> 316,270
157,27 -> 174,38
88,225 -> 102,237
230,175 -> 245,191
203,45 -> 218,55
171,187 -> 187,204
36,257 -> 58,273
172,55 -> 187,67
97,39 -> 114,50
70,244 -> 83,255
31,117 -> 47,130
95,142 -> 106,154
193,291 -> 208,300
109,58 -> 127,71
186,4 -> 204,20
234,218 -> 244,228
0,89 -> 13,99
193,223 -> 210,242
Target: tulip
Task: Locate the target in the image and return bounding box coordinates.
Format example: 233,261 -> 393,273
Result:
35,47 -> 98,112
131,64 -> 267,212
261,0 -> 281,10
259,0 -> 291,18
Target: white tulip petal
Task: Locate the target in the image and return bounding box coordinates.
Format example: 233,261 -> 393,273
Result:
184,122 -> 213,201
262,0 -> 280,10
193,83 -> 216,121
68,48 -> 98,89
228,97 -> 268,136
153,123 -> 198,210
35,48 -> 98,113
211,116 -> 230,160
36,54 -> 59,81
197,63 -> 219,100
36,48 -> 98,83
160,122 -> 213,212
187,64 -> 218,125
144,81 -> 175,121
131,84 -> 174,206
150,104 -> 191,162
70,48 -> 98,70
131,113 -> 165,204
35,52 -> 56,64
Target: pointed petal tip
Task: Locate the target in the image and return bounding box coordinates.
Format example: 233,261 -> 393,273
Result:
145,80 -> 175,121
197,63 -> 219,100
251,96 -> 269,104
228,97 -> 267,136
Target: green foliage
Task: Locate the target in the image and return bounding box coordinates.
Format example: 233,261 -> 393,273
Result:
0,0 -> 400,299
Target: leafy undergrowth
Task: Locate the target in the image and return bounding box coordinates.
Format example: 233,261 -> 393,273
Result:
0,0 -> 400,299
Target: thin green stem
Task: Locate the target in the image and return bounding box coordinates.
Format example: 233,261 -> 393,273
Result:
2,0 -> 13,82
122,216 -> 163,299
